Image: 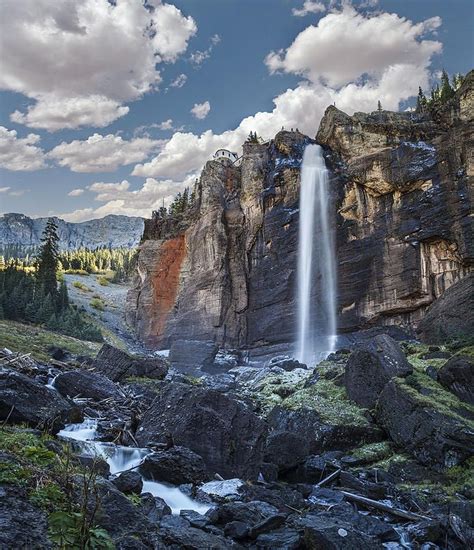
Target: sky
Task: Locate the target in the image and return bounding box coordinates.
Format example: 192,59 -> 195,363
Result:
0,0 -> 472,222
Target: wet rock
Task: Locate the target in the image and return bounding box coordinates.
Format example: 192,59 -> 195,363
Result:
344,334 -> 413,408
140,446 -> 208,485
438,355 -> 474,405
113,471 -> 143,494
0,486 -> 51,549
264,430 -> 310,472
240,483 -> 306,513
224,520 -> 249,540
200,479 -> 245,501
54,370 -> 122,401
260,462 -> 279,482
248,513 -> 286,538
255,528 -> 301,549
140,493 -> 171,522
287,451 -> 343,483
76,455 -> 110,477
0,369 -> 81,433
418,274 -> 474,344
180,509 -> 210,529
168,339 -> 218,370
376,379 -> 474,468
136,383 -> 267,479
159,514 -> 238,549
214,500 -> 280,526
93,343 -> 168,382
267,356 -> 307,371
309,488 -> 345,507
339,471 -> 387,500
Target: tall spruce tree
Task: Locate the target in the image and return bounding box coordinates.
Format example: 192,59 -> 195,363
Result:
37,218 -> 60,299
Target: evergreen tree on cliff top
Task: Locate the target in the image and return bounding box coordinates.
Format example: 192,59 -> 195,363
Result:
36,218 -> 60,298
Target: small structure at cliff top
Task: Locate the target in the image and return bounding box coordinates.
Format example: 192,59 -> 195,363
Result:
212,149 -> 239,165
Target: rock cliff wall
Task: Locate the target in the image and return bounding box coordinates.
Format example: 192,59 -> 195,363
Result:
126,72 -> 473,352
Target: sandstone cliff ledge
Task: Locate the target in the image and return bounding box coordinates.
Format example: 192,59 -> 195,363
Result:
126,72 -> 473,353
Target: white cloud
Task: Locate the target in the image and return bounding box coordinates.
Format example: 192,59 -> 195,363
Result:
0,126 -> 46,171
9,189 -> 26,197
0,187 -> 11,193
48,133 -> 165,172
292,1 -> 326,17
68,188 -> 84,197
158,119 -> 174,130
189,33 -> 221,67
0,0 -> 197,130
170,74 -> 188,88
61,174 -> 196,222
265,6 -> 441,87
133,7 -> 442,182
191,101 -> 211,120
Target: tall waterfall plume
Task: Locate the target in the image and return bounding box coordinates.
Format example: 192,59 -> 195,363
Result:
296,144 -> 337,365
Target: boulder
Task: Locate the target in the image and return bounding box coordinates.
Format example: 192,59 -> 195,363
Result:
136,383 -> 267,479
159,515 -> 237,549
54,370 -> 122,401
214,501 -> 280,526
344,334 -> 413,408
113,471 -> 143,494
168,340 -> 218,370
140,446 -> 207,485
140,493 -> 171,523
438,355 -> 474,405
0,487 -> 52,549
0,369 -> 81,433
200,479 -> 244,500
93,344 -> 168,382
417,274 -> 474,344
375,378 -> 474,468
264,431 -> 310,472
267,356 -> 307,371
255,528 -> 301,549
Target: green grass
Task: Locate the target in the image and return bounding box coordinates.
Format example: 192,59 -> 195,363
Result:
72,281 -> 91,291
97,276 -> 109,287
90,298 -> 105,311
0,319 -> 101,362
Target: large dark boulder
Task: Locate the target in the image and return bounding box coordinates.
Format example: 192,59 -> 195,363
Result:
417,274 -> 474,344
113,471 -> 143,495
159,515 -> 238,549
140,446 -> 208,485
168,339 -> 218,370
93,344 -> 168,382
375,378 -> 474,468
438,355 -> 474,405
343,334 -> 413,408
54,370 -> 122,401
0,369 -> 81,433
136,383 -> 267,479
264,431 -> 310,472
0,486 -> 52,549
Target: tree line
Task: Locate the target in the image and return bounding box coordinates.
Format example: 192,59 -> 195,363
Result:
0,219 -> 103,342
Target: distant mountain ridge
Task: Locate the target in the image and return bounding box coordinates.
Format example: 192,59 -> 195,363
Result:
0,213 -> 145,252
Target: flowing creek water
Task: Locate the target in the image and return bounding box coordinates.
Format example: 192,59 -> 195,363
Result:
296,143 -> 337,365
58,420 -> 211,515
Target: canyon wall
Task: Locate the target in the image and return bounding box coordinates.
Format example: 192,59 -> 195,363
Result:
126,72 -> 473,353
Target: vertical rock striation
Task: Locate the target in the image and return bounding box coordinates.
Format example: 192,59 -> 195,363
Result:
127,71 -> 473,353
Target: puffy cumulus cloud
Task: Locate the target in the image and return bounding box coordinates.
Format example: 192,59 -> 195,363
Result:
10,96 -> 129,132
158,119 -> 174,130
135,7 -> 442,182
189,34 -> 221,67
0,0 -> 197,130
60,175 -> 196,222
292,1 -> 326,17
68,189 -> 85,197
48,133 -> 165,173
169,74 -> 188,89
265,6 -> 441,87
191,101 -> 211,119
0,126 -> 47,171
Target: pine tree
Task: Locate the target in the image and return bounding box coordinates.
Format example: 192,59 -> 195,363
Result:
377,100 -> 382,112
37,219 -> 60,299
440,69 -> 454,102
416,87 -> 427,113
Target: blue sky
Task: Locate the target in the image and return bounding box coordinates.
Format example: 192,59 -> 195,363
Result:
0,0 -> 472,221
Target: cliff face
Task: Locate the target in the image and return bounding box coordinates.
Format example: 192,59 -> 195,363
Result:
127,72 -> 473,352
0,213 -> 144,252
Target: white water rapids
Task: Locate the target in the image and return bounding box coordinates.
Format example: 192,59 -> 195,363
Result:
58,420 -> 211,515
296,144 -> 337,366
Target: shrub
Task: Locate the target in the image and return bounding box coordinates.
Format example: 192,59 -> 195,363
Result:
90,298 -> 105,311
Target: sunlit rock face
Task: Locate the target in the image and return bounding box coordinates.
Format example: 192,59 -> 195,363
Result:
127,71 -> 473,352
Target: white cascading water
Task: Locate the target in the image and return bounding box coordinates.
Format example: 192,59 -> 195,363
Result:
296,144 -> 337,365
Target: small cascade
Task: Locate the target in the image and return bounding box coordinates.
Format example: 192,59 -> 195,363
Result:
59,420 -> 210,514
296,144 -> 337,365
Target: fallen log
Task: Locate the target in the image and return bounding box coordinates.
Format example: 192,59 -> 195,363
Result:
315,469 -> 341,488
340,490 -> 431,522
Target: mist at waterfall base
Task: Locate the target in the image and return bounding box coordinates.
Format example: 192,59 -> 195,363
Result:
58,420 -> 211,515
296,144 -> 337,366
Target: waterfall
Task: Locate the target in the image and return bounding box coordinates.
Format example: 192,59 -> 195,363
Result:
296,144 -> 337,365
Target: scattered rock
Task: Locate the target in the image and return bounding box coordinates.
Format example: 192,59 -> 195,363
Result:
200,479 -> 244,500
438,355 -> 474,404
54,370 -> 122,401
0,369 -> 81,433
344,334 -> 413,408
255,528 -> 301,549
113,471 -> 143,494
265,430 -> 310,472
140,493 -> 171,522
136,383 -> 267,479
248,513 -> 286,538
159,514 -> 237,549
140,446 -> 208,485
267,356 -> 307,371
168,340 -> 218,370
179,509 -> 210,529
224,520 -> 249,540
93,344 -> 168,382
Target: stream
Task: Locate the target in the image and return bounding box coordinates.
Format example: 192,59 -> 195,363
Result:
58,420 -> 211,515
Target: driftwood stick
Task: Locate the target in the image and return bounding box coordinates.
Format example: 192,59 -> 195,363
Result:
340,491 -> 431,522
316,469 -> 341,488
285,504 -> 303,514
